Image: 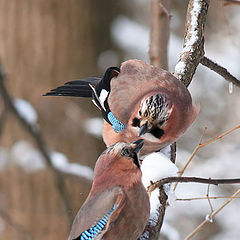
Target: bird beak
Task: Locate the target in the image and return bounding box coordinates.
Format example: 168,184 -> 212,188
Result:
139,123 -> 148,137
131,139 -> 144,154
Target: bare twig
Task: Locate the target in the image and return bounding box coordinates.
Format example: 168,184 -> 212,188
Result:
174,127 -> 207,189
222,0 -> 240,6
199,123 -> 240,148
174,124 -> 240,191
174,0 -> 209,86
185,188 -> 240,239
158,0 -> 171,18
206,183 -> 214,216
148,176 -> 240,193
177,196 -> 240,201
0,209 -> 32,240
201,56 -> 240,88
0,63 -> 73,228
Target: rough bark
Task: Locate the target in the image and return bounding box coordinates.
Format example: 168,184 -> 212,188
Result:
174,0 -> 209,87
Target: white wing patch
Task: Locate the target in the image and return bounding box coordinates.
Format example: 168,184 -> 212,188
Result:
99,89 -> 109,106
89,84 -> 106,111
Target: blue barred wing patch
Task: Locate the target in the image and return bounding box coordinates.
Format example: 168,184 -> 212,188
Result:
73,204 -> 117,240
107,112 -> 126,133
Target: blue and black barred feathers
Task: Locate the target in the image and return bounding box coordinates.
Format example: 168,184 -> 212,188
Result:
107,112 -> 126,133
73,204 -> 117,240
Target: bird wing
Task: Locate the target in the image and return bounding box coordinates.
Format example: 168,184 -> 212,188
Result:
43,77 -> 101,97
68,186 -> 125,240
108,59 -> 192,124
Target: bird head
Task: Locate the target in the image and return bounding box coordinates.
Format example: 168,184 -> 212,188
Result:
133,94 -> 173,139
100,139 -> 144,171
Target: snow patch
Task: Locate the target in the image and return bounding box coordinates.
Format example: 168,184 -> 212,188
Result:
141,152 -> 178,188
51,152 -> 93,180
10,141 -> 45,173
159,145 -> 172,159
141,152 -> 178,221
149,189 -> 161,221
183,0 -> 201,52
84,118 -> 103,137
111,16 -> 149,60
174,61 -> 186,75
161,221 -> 180,240
205,214 -> 213,223
13,98 -> 38,125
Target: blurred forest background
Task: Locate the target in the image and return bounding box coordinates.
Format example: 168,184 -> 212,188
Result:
0,0 -> 239,239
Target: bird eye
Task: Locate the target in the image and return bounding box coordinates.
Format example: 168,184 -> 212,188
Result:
132,118 -> 140,127
121,147 -> 130,156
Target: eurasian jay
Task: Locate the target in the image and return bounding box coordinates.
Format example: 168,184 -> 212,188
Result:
44,59 -> 199,156
68,139 -> 150,240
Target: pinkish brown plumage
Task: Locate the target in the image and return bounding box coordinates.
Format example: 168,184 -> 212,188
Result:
68,140 -> 150,240
104,60 -> 199,155
44,59 -> 199,156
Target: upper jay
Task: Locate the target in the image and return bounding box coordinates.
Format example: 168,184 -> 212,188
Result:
68,139 -> 150,240
44,59 -> 199,156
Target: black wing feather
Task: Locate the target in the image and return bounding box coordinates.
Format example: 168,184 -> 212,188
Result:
43,77 -> 101,98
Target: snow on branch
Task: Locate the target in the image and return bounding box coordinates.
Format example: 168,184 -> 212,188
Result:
201,56 -> 240,88
142,1 -> 210,239
174,0 -> 209,86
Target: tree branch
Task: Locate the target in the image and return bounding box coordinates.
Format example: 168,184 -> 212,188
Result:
145,1 -> 210,239
148,176 -> 240,193
174,124 -> 240,190
0,209 -> 32,240
176,196 -> 240,201
222,0 -> 240,6
185,188 -> 240,239
0,63 -> 73,228
201,56 -> 240,87
174,0 -> 209,87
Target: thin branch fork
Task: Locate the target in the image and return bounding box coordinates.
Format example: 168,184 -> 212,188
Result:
185,188 -> 240,239
148,176 -> 240,193
175,123 -> 240,190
